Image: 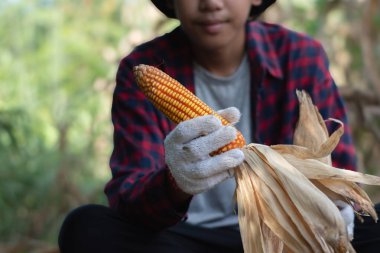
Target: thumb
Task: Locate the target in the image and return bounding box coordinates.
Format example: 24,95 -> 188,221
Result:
217,107 -> 241,124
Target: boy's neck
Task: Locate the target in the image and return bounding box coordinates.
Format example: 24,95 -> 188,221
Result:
192,44 -> 246,77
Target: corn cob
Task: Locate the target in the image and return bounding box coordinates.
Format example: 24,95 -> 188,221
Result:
133,64 -> 246,154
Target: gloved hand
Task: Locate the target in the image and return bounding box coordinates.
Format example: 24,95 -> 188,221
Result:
164,107 -> 245,195
335,200 -> 355,240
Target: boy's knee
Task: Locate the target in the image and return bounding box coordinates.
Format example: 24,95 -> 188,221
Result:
58,204 -> 109,252
60,204 -> 106,230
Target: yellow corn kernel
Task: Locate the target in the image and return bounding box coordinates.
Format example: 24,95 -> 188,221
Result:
133,64 -> 246,155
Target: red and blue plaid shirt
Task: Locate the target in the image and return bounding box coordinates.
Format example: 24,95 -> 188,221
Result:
105,21 -> 357,231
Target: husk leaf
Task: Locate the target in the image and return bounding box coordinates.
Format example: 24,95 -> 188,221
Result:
235,90 -> 380,252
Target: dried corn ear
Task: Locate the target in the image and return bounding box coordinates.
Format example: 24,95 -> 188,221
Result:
133,64 -> 246,154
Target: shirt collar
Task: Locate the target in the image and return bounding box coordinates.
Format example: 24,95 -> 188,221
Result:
245,21 -> 284,80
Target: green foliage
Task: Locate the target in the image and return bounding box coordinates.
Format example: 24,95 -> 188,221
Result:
0,0 -> 156,243
1,0 -> 165,244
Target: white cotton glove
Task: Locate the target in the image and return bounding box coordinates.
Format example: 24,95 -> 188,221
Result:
164,107 -> 245,195
335,200 -> 355,240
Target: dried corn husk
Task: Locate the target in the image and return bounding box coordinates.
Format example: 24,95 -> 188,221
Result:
236,90 -> 380,253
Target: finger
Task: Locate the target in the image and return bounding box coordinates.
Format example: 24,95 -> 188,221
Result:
186,171 -> 231,194
217,107 -> 241,124
340,204 -> 354,224
166,115 -> 222,144
190,149 -> 244,178
183,126 -> 238,159
334,200 -> 350,210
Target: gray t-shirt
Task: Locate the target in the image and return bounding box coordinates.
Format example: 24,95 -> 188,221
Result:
185,55 -> 252,228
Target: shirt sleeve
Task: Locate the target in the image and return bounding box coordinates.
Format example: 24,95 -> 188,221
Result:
309,43 -> 358,171
104,57 -> 191,230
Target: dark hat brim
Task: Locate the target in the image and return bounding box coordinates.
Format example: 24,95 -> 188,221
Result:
151,0 -> 276,19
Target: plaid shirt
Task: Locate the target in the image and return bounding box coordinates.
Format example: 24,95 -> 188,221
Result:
105,21 -> 357,230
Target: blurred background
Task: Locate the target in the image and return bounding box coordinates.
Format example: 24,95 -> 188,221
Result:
0,0 -> 379,252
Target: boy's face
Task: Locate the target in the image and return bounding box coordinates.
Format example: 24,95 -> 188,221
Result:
171,0 -> 262,52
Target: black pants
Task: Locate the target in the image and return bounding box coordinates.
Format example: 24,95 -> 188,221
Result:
58,204 -> 380,253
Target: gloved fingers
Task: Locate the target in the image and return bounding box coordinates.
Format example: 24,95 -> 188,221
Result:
185,171 -> 231,195
342,206 -> 355,237
334,200 -> 354,223
334,200 -> 352,210
190,149 -> 244,178
217,107 -> 241,124
182,126 -> 238,160
334,200 -> 355,239
339,203 -> 354,224
166,115 -> 222,144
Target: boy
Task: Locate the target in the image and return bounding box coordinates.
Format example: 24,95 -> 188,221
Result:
58,1 -> 380,252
